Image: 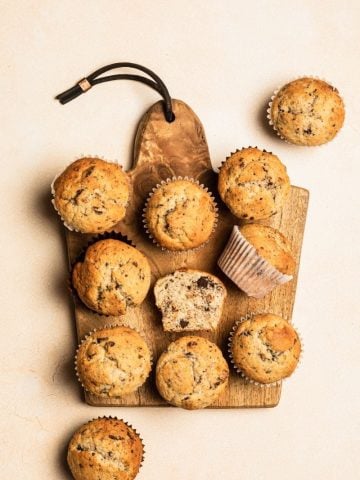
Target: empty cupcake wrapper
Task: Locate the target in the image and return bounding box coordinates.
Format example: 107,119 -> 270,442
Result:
217,226 -> 293,298
51,154 -> 129,232
142,176 -> 219,252
74,323 -> 153,398
72,416 -> 146,467
228,313 -> 303,388
267,75 -> 345,145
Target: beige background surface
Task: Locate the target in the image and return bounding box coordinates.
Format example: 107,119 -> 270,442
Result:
1,1 -> 359,479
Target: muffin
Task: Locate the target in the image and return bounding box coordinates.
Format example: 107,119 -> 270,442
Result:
229,314 -> 301,384
218,224 -> 295,298
156,336 -> 229,409
67,417 -> 143,480
154,269 -> 227,331
72,239 -> 151,316
144,178 -> 217,251
52,157 -> 130,233
75,326 -> 152,397
269,77 -> 345,146
240,224 -> 295,275
218,147 -> 290,220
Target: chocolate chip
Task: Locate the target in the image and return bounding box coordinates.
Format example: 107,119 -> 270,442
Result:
180,319 -> 189,328
96,337 -> 109,343
242,330 -> 251,337
196,276 -> 209,288
92,207 -> 103,215
84,166 -> 95,177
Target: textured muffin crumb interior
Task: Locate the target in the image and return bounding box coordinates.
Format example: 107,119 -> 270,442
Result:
154,269 -> 226,331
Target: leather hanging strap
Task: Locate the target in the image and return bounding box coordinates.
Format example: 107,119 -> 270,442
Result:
55,62 -> 175,122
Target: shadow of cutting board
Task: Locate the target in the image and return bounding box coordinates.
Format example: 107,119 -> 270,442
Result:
65,99 -> 309,408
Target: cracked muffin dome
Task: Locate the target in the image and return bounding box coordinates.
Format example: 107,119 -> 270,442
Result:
76,326 -> 152,397
240,223 -> 295,275
52,157 -> 130,233
230,314 -> 301,384
269,77 -> 345,146
218,147 -> 290,220
72,239 -> 151,316
144,179 -> 217,251
67,417 -> 143,480
154,269 -> 227,332
156,336 -> 229,409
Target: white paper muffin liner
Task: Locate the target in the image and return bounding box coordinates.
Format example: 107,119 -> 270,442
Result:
142,176 -> 219,252
70,416 -> 146,468
51,154 -> 129,232
228,313 -> 303,387
217,225 -> 293,298
74,323 -> 153,398
267,75 -> 345,145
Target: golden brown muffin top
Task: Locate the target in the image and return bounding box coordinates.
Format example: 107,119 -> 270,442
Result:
76,326 -> 152,397
156,336 -> 229,409
67,417 -> 143,480
72,239 -> 151,316
270,77 -> 345,146
231,314 -> 301,384
218,147 -> 290,220
240,223 -> 296,275
145,179 -> 217,251
53,157 -> 130,233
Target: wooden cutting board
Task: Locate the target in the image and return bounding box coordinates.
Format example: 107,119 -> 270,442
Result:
65,99 -> 309,408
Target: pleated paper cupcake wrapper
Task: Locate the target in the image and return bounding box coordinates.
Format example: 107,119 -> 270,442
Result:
218,225 -> 292,298
51,154 -> 129,233
227,313 -> 303,388
142,176 -> 219,253
74,416 -> 146,468
267,75 -> 345,145
74,323 -> 153,398
69,231 -> 139,318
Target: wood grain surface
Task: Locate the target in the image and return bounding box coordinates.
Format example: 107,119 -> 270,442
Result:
65,99 -> 309,408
